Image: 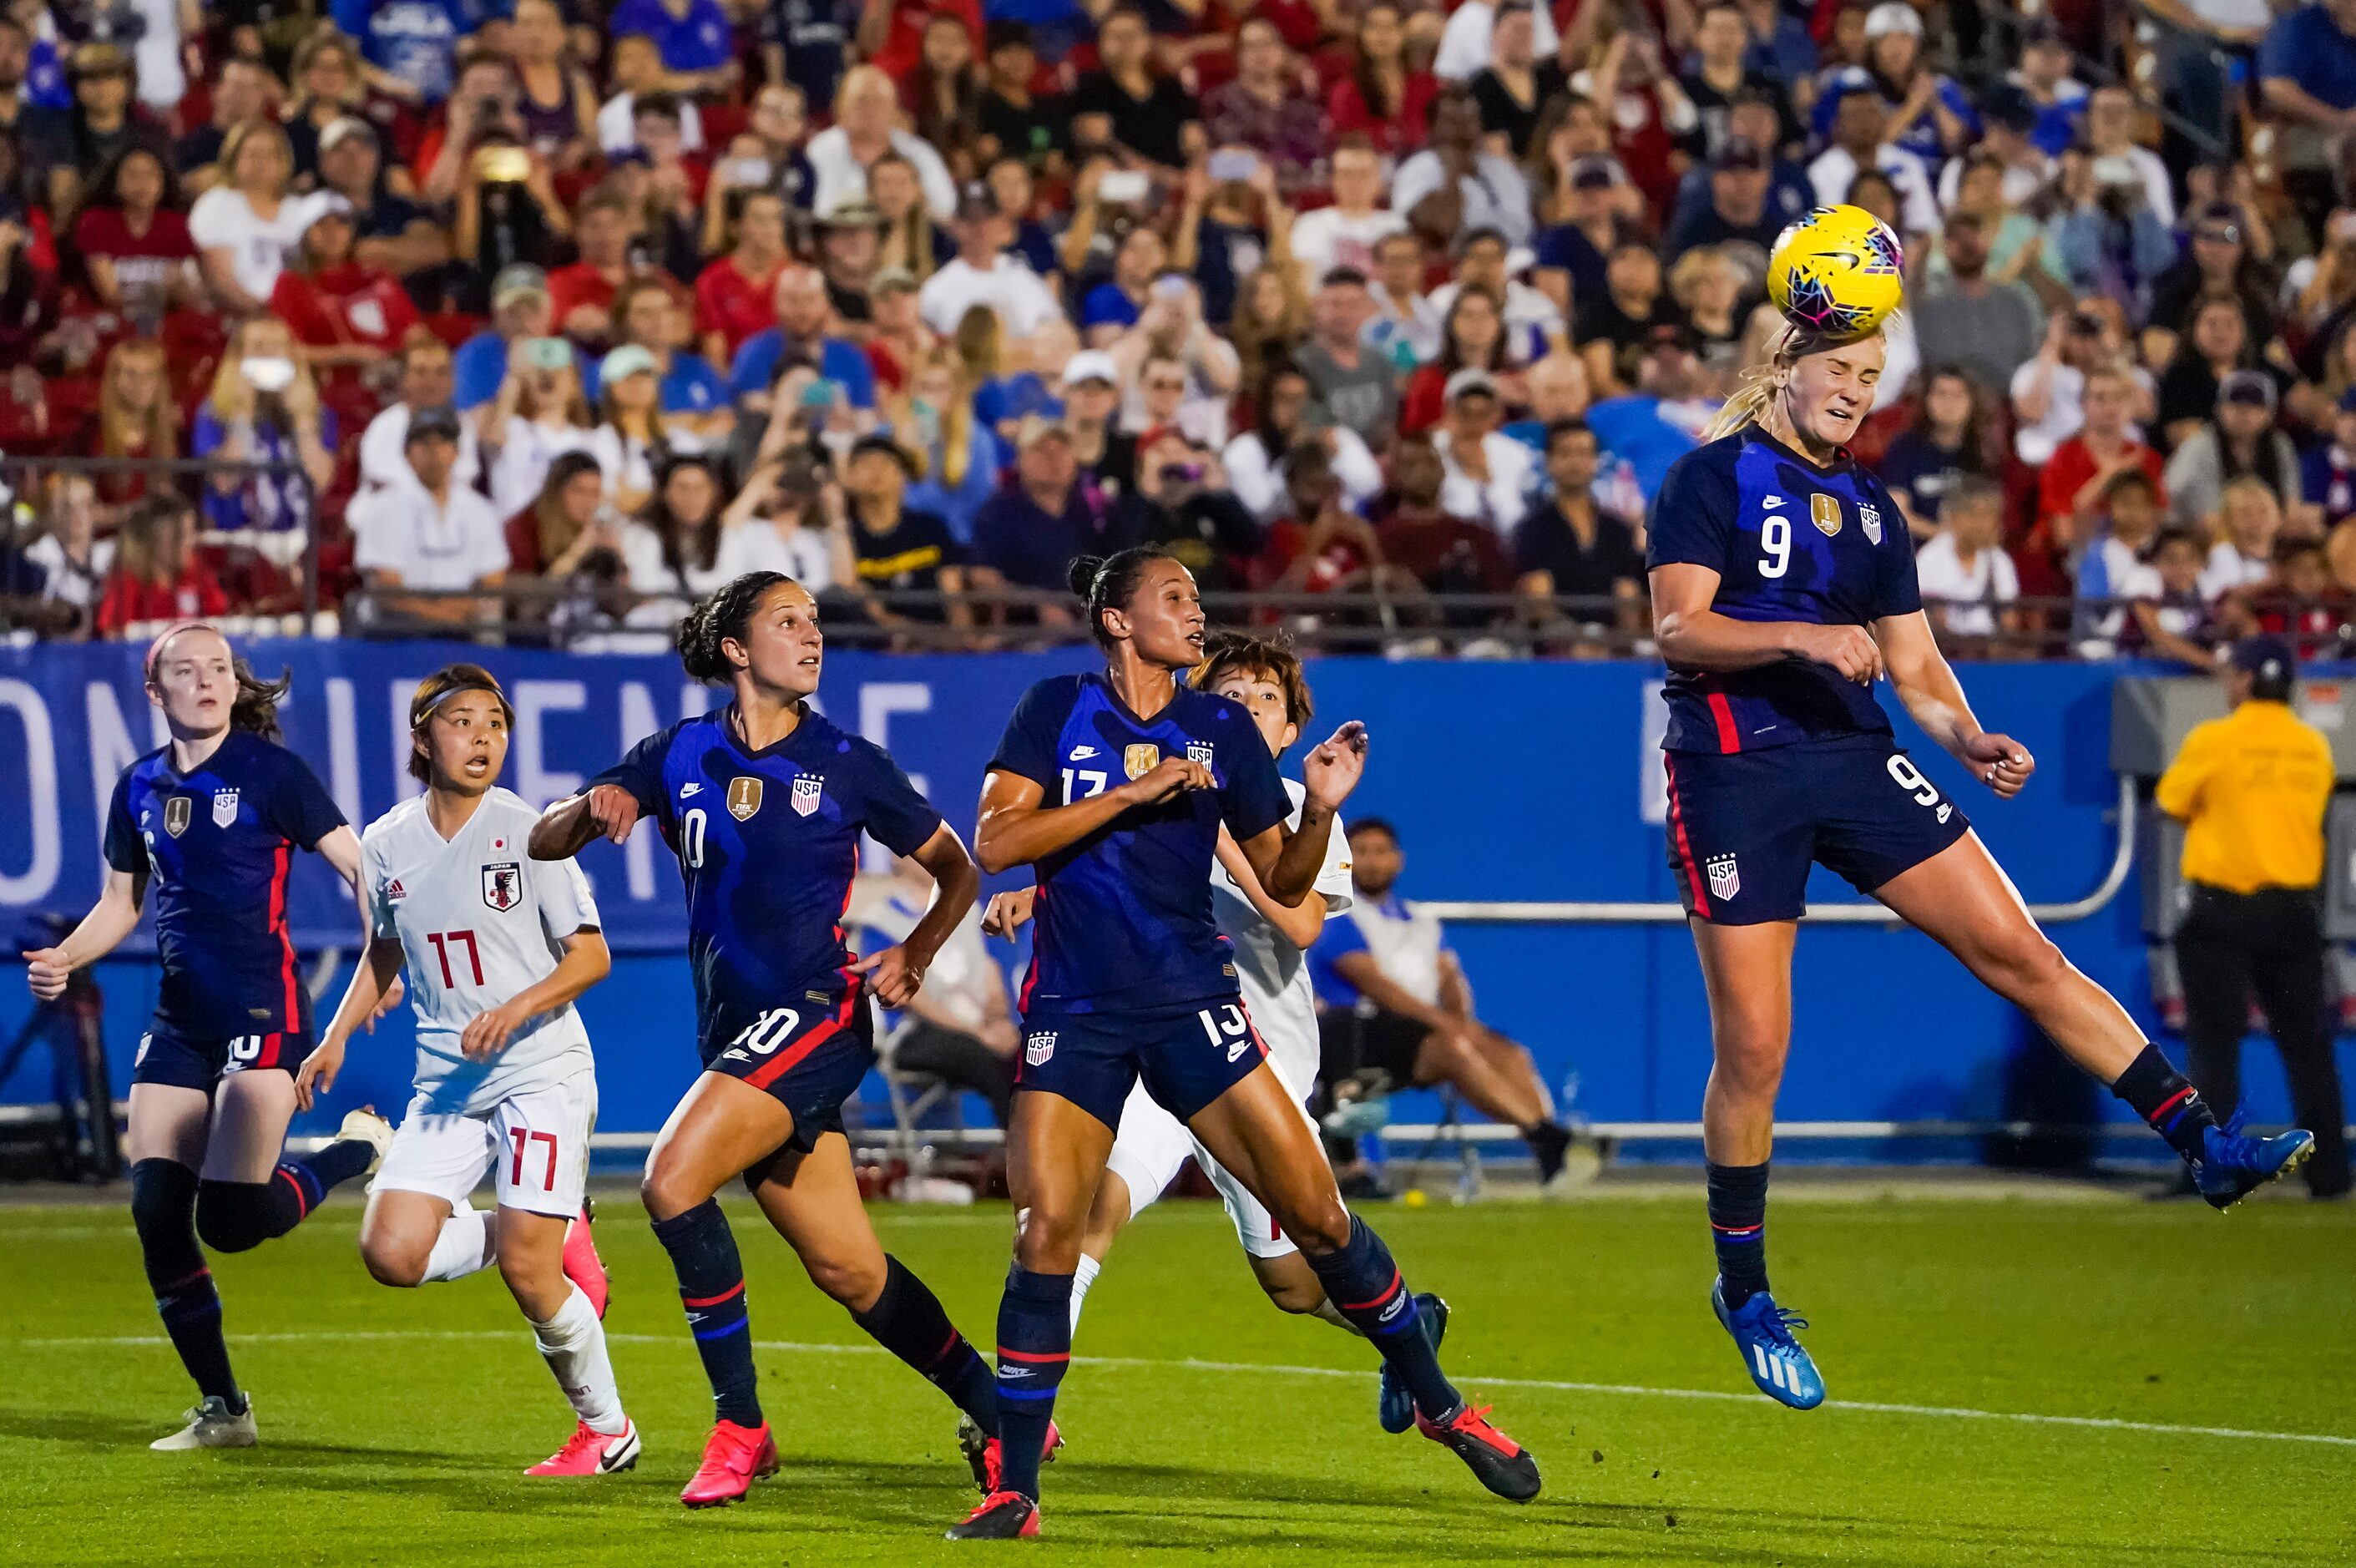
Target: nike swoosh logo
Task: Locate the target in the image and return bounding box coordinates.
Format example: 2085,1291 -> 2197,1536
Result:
1763,497 -> 1784,508
680,782 -> 702,797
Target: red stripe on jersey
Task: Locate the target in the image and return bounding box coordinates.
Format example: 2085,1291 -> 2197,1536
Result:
1016,885 -> 1044,1013
268,843 -> 300,1028
1664,756 -> 1711,919
741,980 -> 862,1091
1706,690 -> 1741,754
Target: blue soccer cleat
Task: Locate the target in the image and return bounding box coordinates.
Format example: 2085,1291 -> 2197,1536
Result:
1713,1280 -> 1824,1410
2191,1114 -> 2315,1211
1378,1293 -> 1449,1434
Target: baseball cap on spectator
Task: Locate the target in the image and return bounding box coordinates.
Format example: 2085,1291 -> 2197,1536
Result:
493,264 -> 549,307
2218,369 -> 2276,411
985,19 -> 1034,53
1818,67 -> 1877,112
1863,3 -> 1922,39
1713,137 -> 1768,173
601,344 -> 662,383
1014,415 -> 1074,450
1979,82 -> 2038,134
2230,635 -> 2297,701
1061,351 -> 1121,388
302,193 -> 356,230
2020,16 -> 2066,49
68,41 -> 133,80
406,406 -> 463,444
872,268 -> 920,297
319,116 -> 377,154
822,199 -> 883,229
1444,369 -> 1501,403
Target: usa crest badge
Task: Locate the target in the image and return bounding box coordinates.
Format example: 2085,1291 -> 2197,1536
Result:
1860,503 -> 1883,545
1124,743 -> 1160,780
1706,853 -> 1741,902
212,789 -> 240,828
1187,741 -> 1216,767
1024,1030 -> 1056,1066
727,776 -> 763,821
163,795 -> 192,837
1809,493 -> 1843,537
791,775 -> 824,817
481,862 -> 523,912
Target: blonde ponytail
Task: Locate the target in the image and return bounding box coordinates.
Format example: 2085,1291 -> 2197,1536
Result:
1701,319 -> 1886,443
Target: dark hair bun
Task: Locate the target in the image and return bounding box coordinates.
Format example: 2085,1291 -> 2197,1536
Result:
678,570 -> 794,682
1065,554 -> 1105,601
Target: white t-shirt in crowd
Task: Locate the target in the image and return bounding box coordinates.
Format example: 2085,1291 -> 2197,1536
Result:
24,534 -> 114,609
595,91 -> 706,154
1342,890 -> 1448,1009
917,255 -> 1064,338
486,416 -> 597,518
1433,0 -> 1560,80
589,422 -> 707,502
1224,427 -> 1385,522
2199,540 -> 2272,602
1427,278 -> 1566,356
2009,360 -> 2085,466
350,478 -> 511,589
188,188 -> 326,302
1914,533 -> 2020,637
1432,428 -> 1534,534
1290,206 -> 1408,286
711,516 -> 837,592
805,126 -> 958,220
361,789 -> 598,1116
361,403 -> 484,494
1807,143 -> 1941,240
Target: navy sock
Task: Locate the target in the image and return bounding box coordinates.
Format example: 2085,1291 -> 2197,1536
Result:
131,1160 -> 240,1407
852,1255 -> 999,1436
1306,1215 -> 1461,1421
295,1136 -> 379,1194
650,1201 -> 761,1428
2111,1043 -> 2219,1164
1706,1161 -> 1771,1309
993,1266 -> 1072,1500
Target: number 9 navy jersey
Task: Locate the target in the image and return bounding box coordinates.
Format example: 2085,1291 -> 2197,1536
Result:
1647,425 -> 1921,755
589,703 -> 944,1032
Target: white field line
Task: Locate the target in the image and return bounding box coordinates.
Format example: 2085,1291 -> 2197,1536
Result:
6,1327 -> 2351,1452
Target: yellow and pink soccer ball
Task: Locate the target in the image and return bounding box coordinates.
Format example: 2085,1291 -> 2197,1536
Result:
1766,204 -> 1905,341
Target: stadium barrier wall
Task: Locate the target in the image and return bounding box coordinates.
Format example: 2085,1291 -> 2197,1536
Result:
1,642 -> 2345,1154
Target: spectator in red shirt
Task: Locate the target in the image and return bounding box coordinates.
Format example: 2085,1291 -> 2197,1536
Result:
94,495 -> 227,637
1327,3 -> 1438,160
862,0 -> 984,87
696,188 -> 791,365
72,145 -> 198,320
549,190 -> 641,345
2035,367 -> 2168,596
906,13 -> 987,176
503,448 -> 611,578
274,196 -> 422,410
69,338 -> 179,508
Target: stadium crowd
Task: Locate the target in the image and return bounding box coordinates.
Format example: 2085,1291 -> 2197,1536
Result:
0,0 -> 2346,657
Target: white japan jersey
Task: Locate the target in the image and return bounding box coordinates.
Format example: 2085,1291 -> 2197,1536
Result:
363,789 -> 599,1115
1212,779 -> 1352,1092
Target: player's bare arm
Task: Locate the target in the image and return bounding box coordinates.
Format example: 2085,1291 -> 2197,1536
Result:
981,884 -> 1036,937
22,865 -> 145,1001
973,761 -> 1212,875
528,784 -> 642,859
299,935 -> 409,1110
1873,609 -> 2035,797
457,927 -> 612,1060
1651,562 -> 1884,685
1214,827 -> 1324,950
848,822 -> 979,1006
1238,721 -> 1368,908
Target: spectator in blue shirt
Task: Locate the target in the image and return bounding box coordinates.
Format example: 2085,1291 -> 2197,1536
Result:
1737,0 -> 1817,87
330,0 -> 474,104
1589,325 -> 1711,505
1080,225 -> 1165,346
2013,19 -> 2090,158
608,0 -> 740,96
584,278 -> 736,442
968,422 -> 1134,599
455,264 -> 557,407
728,264 -> 877,410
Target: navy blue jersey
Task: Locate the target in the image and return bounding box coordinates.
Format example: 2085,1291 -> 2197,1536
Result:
1647,425 -> 1922,754
102,730 -> 347,1038
592,703 -> 943,1025
990,673 -> 1292,1012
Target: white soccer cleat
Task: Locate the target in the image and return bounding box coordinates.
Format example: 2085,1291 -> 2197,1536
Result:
151,1395 -> 257,1450
336,1106 -> 394,1174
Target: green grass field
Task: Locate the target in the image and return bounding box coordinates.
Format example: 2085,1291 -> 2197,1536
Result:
3,1186 -> 2352,1566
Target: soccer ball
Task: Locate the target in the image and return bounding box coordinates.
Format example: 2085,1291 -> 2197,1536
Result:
1766,205 -> 1906,341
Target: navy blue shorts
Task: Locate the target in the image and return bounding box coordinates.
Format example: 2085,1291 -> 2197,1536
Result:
702,982 -> 875,1154
1662,734 -> 1971,925
1016,994 -> 1270,1130
132,1023 -> 318,1091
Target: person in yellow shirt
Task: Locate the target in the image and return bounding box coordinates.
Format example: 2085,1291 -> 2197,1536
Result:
2156,636 -> 2348,1197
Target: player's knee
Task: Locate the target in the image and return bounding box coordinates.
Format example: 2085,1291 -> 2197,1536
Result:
361,1232 -> 428,1288
497,1248 -> 568,1317
1277,1196 -> 1352,1255
1981,929 -> 2070,1000
806,1251 -> 886,1309
194,1181 -> 276,1254
638,1168 -> 699,1223
1012,1210 -> 1086,1273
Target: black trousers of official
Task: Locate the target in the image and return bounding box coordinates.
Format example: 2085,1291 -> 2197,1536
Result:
890,1021 -> 1016,1127
2175,885 -> 2351,1196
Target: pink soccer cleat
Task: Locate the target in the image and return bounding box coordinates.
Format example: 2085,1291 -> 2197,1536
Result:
958,1415 -> 1063,1495
562,1201 -> 609,1320
525,1419 -> 640,1476
680,1419 -> 779,1508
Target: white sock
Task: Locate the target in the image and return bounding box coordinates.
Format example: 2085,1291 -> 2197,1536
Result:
532,1284 -> 627,1436
1068,1253 -> 1102,1333
421,1205 -> 494,1282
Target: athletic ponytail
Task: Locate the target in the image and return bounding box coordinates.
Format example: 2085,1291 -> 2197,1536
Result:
1069,545 -> 1174,650
677,570 -> 795,682
1702,320 -> 1888,443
